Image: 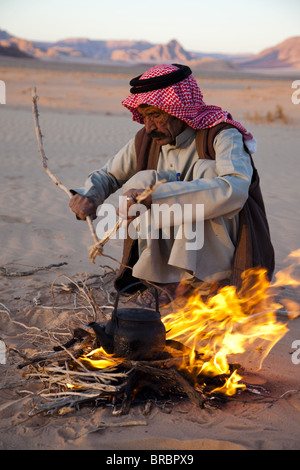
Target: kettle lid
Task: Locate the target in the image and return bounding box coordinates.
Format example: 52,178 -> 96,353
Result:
116,307 -> 162,322
112,281 -> 160,322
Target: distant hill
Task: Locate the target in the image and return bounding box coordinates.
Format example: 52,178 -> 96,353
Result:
0,30 -> 239,70
0,32 -> 195,63
110,39 -> 194,63
238,36 -> 300,69
53,38 -> 155,60
0,44 -> 33,58
188,57 -> 240,71
0,29 -> 33,57
0,30 -> 13,40
0,30 -> 299,71
0,31 -> 85,59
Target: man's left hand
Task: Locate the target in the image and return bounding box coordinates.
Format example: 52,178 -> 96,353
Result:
117,188 -> 152,221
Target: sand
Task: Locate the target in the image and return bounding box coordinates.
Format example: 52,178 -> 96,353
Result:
0,58 -> 300,451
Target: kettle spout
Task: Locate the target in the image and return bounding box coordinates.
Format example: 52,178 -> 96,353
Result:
89,322 -> 114,355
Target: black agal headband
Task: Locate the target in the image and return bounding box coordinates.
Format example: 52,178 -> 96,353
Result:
129,64 -> 192,94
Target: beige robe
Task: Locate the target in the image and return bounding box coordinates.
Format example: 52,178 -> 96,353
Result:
74,127 -> 253,283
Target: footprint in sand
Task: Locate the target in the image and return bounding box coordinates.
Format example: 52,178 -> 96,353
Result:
34,228 -> 65,239
0,214 -> 31,224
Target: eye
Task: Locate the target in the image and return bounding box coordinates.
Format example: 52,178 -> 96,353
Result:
150,113 -> 163,120
144,113 -> 159,121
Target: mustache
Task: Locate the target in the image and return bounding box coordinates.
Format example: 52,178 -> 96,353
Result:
147,130 -> 167,139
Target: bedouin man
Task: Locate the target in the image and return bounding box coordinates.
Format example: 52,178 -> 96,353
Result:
69,64 -> 274,307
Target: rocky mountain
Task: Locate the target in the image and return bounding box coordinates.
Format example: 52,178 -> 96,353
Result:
0,31 -> 33,58
0,31 -> 194,63
110,39 -> 193,63
0,44 -> 33,58
188,56 -> 240,71
53,38 -> 155,60
0,30 -> 238,67
0,30 -> 13,40
238,36 -> 300,69
0,32 -> 85,59
0,30 -> 299,70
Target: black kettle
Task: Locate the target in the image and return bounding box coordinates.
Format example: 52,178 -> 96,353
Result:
89,282 -> 166,360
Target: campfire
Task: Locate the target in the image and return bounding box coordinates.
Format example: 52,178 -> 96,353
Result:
18,251 -> 300,416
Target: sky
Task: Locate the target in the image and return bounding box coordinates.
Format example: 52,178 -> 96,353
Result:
0,0 -> 299,55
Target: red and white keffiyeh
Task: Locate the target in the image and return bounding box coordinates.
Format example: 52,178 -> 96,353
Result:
122,64 -> 257,153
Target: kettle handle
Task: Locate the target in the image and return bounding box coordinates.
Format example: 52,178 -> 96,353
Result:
112,281 -> 159,319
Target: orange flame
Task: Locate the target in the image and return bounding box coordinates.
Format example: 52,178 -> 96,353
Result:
80,347 -> 123,369
272,249 -> 300,290
162,260 -> 300,396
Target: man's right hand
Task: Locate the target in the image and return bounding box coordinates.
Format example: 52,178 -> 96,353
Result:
69,194 -> 97,220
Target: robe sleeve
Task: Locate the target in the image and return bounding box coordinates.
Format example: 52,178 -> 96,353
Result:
151,128 -> 253,222
71,138 -> 137,206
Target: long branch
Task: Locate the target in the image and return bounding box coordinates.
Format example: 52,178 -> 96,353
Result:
31,87 -> 98,245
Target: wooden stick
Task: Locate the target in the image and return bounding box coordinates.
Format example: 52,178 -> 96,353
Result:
169,367 -> 207,408
89,420 -> 147,431
31,87 -> 99,247
135,179 -> 167,204
32,88 -> 72,198
0,262 -> 67,277
88,179 -> 167,263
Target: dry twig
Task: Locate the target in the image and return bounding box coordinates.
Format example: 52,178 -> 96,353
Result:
88,179 -> 167,263
31,88 -> 99,250
135,179 -> 167,203
0,262 -> 67,277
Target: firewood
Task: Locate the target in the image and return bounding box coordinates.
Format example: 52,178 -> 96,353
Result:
114,370 -> 139,415
169,367 -> 206,408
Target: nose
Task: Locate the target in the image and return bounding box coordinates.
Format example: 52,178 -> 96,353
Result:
144,115 -> 156,134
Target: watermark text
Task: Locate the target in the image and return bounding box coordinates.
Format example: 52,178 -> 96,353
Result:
0,340 -> 6,364
291,340 -> 300,365
96,198 -> 204,251
291,80 -> 300,105
0,80 -> 6,104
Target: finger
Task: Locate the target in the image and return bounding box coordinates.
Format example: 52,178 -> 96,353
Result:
69,195 -> 97,220
118,195 -> 137,219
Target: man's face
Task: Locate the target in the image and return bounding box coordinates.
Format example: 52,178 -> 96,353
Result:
137,105 -> 187,146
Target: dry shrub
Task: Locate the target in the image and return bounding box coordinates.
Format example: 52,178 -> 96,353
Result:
245,105 -> 289,124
